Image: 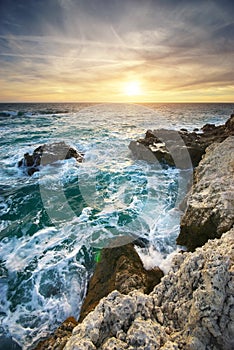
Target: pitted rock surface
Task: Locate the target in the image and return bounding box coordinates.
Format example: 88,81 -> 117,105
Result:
64,229 -> 234,350
177,136 -> 234,251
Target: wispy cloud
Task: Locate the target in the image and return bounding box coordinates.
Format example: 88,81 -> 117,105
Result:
0,0 -> 233,102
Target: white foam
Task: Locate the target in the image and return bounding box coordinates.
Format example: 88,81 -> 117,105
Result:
135,245 -> 182,274
0,235 -> 88,348
2,102 -> 220,348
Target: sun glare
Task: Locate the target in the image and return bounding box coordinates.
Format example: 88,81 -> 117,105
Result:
124,81 -> 142,97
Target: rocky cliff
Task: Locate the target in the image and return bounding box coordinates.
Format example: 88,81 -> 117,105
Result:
64,228 -> 233,350
62,124 -> 234,350
177,136 -> 234,251
35,243 -> 164,350
34,116 -> 234,349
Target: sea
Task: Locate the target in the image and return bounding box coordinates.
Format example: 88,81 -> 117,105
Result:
0,102 -> 233,349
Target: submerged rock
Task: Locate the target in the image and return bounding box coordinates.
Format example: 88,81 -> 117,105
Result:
129,114 -> 234,168
18,141 -> 84,175
64,229 -> 234,350
177,136 -> 234,251
79,242 -> 164,322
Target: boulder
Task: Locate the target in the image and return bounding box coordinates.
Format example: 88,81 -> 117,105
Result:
129,114 -> 234,168
18,142 -> 84,175
177,136 -> 234,251
64,228 -> 234,350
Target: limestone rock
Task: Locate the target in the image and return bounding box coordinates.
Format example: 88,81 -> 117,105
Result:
33,243 -> 163,348
129,114 -> 234,168
64,229 -> 234,350
34,317 -> 78,350
18,141 -> 84,175
177,136 -> 234,251
79,243 -> 163,322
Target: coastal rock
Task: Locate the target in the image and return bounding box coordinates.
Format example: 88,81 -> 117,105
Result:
79,242 -> 164,322
129,114 -> 234,168
34,243 -> 163,349
225,113 -> 234,130
64,229 -> 234,350
177,136 -> 234,251
34,317 -> 78,350
18,141 -> 84,175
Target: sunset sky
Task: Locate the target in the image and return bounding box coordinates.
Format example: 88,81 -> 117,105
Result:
0,0 -> 233,103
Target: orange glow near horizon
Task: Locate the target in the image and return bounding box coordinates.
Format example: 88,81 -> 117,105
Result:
1,63 -> 233,103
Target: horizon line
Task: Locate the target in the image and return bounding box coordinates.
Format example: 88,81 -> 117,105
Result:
0,101 -> 234,104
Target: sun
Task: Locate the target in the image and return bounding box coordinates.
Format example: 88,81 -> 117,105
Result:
124,81 -> 142,97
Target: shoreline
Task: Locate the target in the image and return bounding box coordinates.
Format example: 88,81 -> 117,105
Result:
34,114 -> 234,349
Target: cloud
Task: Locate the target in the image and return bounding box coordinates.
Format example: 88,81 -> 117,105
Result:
0,0 -> 233,102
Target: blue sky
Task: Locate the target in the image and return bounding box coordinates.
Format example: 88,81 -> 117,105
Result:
0,0 -> 233,102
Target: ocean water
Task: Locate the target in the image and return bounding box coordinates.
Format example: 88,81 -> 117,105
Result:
0,102 -> 233,349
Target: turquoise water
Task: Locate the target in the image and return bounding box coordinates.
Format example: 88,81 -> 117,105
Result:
0,102 -> 233,349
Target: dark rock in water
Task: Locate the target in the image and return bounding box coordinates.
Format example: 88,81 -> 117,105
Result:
34,317 -> 78,350
78,242 -> 164,322
18,141 -> 84,176
0,112 -> 10,118
132,236 -> 150,248
129,114 -> 234,168
201,123 -> 216,132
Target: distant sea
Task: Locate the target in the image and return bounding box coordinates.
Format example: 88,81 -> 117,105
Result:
0,102 -> 233,349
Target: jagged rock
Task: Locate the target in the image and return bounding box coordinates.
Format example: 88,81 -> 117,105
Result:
18,141 -> 84,175
34,317 -> 78,350
34,243 -> 163,349
64,229 -> 234,350
177,136 -> 234,251
129,114 -> 234,168
225,113 -> 234,130
79,243 -> 164,322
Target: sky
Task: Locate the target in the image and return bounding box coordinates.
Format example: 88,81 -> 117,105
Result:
0,0 -> 233,103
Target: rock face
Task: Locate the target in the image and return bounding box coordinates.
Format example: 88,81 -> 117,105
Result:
34,243 -> 163,349
79,243 -> 164,322
129,114 -> 234,168
18,141 -> 84,175
64,229 -> 234,350
34,317 -> 78,350
177,136 -> 234,251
